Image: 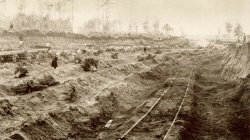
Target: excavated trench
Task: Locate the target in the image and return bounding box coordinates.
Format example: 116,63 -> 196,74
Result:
0,48 -> 200,140
17,63 -> 174,140
178,46 -> 250,140
1,44 -> 249,140
0,59 -> 154,139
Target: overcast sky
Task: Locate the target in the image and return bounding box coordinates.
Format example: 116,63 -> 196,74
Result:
2,0 -> 250,35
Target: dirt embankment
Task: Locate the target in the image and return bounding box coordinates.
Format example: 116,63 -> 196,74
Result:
0,47 -> 203,140
221,42 -> 250,114
1,40 -> 249,139
0,30 -> 189,51
0,60 -> 153,139
221,43 -> 250,80
177,44 -> 250,140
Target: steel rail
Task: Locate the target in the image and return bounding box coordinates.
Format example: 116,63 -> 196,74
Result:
163,68 -> 194,140
119,86 -> 170,139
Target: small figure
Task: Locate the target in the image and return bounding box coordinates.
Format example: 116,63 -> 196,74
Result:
13,54 -> 19,63
67,85 -> 77,102
9,23 -> 14,30
18,36 -> 24,48
26,81 -> 33,93
110,92 -> 118,107
26,52 -> 33,63
243,34 -> 247,43
51,56 -> 58,69
144,46 -> 147,53
36,52 -> 43,64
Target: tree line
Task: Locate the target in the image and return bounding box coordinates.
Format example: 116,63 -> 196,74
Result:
78,18 -> 174,35
224,22 -> 245,41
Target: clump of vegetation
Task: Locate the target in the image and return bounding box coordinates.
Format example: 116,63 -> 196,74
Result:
155,50 -> 162,54
81,58 -> 99,72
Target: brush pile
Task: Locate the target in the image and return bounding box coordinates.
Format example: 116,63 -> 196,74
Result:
81,58 -> 99,72
12,74 -> 59,94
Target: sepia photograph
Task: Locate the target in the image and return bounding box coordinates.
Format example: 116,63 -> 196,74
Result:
0,0 -> 249,140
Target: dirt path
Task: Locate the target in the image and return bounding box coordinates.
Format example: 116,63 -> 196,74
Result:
94,50 -> 200,140
190,92 -> 241,139
181,55 -> 248,140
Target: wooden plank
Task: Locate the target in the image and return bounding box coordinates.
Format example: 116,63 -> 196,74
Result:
0,49 -> 48,57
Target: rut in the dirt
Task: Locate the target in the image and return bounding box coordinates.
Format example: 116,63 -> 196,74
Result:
180,58 -> 249,140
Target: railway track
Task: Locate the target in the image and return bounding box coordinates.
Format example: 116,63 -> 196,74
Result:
107,68 -> 195,140
119,87 -> 171,140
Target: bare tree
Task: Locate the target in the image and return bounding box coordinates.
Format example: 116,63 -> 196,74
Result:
55,0 -> 62,19
80,18 -> 101,34
217,28 -> 221,40
225,22 -> 233,40
59,0 -> 71,18
162,23 -> 173,35
143,21 -> 149,33
153,20 -> 160,34
45,2 -> 54,18
128,23 -> 132,33
234,23 -> 243,41
100,0 -> 115,32
0,0 -> 6,17
134,22 -> 138,33
18,0 -> 27,14
0,0 -> 5,4
116,19 -> 121,33
102,22 -> 110,33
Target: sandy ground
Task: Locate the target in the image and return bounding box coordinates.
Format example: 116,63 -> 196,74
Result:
0,45 -> 249,140
180,53 -> 249,140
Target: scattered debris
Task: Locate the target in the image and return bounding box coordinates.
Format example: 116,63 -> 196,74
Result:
37,74 -> 59,87
111,52 -> 118,59
14,63 -> 28,78
104,120 -> 113,128
137,53 -> 156,62
65,84 -> 77,102
12,74 -> 59,94
74,55 -> 82,64
163,77 -> 175,87
1,32 -> 248,140
155,50 -> 162,54
93,49 -> 104,56
81,49 -> 87,54
0,99 -> 13,116
9,132 -> 27,140
12,80 -> 47,94
106,48 -> 115,52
